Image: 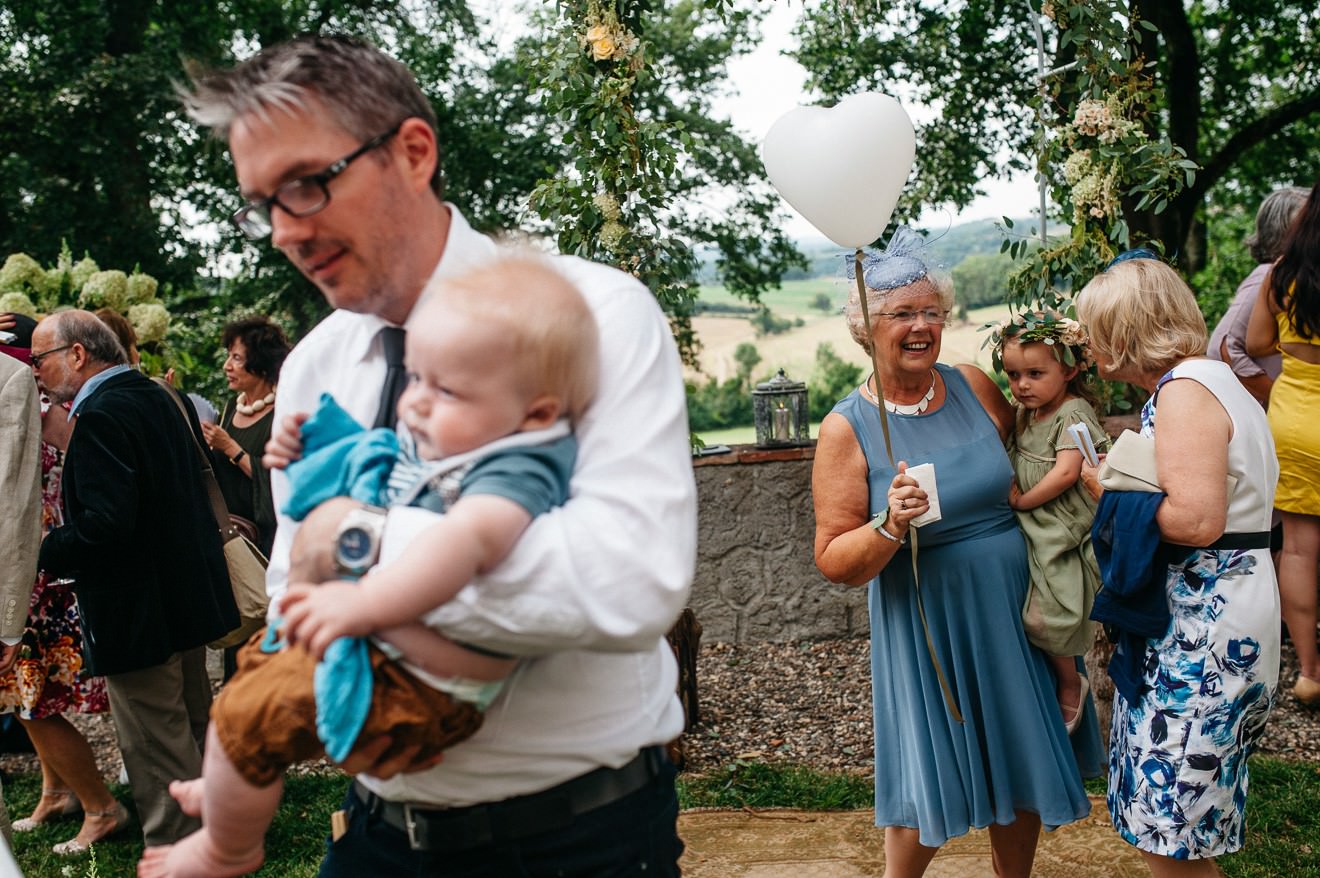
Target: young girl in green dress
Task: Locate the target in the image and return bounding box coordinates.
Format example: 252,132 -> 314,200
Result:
992,312 -> 1109,734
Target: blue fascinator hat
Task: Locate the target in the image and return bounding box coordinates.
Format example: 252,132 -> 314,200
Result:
846,226 -> 930,291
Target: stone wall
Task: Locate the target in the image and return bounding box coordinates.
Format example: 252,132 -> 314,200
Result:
690,413 -> 1140,646
691,445 -> 867,643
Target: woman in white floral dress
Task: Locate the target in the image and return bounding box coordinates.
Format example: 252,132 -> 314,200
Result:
1077,256 -> 1279,877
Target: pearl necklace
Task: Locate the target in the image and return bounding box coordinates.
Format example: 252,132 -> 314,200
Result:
235,389 -> 275,416
862,371 -> 936,415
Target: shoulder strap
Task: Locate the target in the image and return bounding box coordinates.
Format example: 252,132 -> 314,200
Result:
151,378 -> 234,535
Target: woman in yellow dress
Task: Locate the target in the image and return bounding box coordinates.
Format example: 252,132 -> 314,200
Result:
1247,179 -> 1320,705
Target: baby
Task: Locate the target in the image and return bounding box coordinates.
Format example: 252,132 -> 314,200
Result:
138,255 -> 599,878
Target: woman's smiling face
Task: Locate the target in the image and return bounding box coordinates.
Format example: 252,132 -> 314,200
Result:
872,279 -> 945,375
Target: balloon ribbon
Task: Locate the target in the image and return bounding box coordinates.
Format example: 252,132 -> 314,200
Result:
853,248 -> 964,724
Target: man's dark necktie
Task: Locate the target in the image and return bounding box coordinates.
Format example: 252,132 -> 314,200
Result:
373,326 -> 407,429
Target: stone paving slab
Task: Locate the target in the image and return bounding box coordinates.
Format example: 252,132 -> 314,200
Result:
679,797 -> 1147,877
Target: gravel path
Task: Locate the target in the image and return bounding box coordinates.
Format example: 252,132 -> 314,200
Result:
681,636 -> 1320,775
1,637 -> 1315,786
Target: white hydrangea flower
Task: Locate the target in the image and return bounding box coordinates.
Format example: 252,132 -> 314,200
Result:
78,270 -> 130,311
126,272 -> 158,304
0,253 -> 45,293
69,256 -> 99,292
598,220 -> 626,249
0,291 -> 38,318
128,302 -> 170,344
592,192 -> 621,220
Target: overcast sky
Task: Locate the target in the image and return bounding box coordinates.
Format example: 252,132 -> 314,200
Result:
718,2 -> 1041,239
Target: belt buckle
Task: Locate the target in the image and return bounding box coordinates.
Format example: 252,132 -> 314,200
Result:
402,804 -> 425,851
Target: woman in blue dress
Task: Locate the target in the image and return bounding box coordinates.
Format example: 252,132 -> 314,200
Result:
812,228 -> 1100,877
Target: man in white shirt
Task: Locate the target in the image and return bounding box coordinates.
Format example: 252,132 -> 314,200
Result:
182,33 -> 696,876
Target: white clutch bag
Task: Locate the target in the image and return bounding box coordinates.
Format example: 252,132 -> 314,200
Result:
1097,430 -> 1237,496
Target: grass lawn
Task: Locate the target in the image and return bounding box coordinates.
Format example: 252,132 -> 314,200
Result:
10,757 -> 1319,876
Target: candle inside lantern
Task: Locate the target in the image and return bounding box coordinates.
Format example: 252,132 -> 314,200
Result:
773,403 -> 791,441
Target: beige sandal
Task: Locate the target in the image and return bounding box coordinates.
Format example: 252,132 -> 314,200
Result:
12,789 -> 82,832
52,801 -> 131,856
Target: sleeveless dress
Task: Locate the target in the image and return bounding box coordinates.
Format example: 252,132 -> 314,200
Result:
1107,358 -> 1279,859
1008,398 -> 1110,656
210,401 -> 276,554
833,364 -> 1098,848
1267,311 -> 1320,514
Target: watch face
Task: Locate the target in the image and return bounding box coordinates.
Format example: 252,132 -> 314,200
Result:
337,526 -> 374,566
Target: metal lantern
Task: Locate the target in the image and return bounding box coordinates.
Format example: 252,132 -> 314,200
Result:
752,368 -> 810,448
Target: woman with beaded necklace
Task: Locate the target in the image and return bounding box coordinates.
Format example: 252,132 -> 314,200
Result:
812,228 -> 1100,877
201,316 -> 289,556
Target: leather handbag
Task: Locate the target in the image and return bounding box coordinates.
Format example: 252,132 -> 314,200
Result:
1098,429 -> 1237,496
153,379 -> 270,648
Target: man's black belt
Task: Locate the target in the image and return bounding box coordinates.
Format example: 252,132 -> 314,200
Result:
352,746 -> 668,852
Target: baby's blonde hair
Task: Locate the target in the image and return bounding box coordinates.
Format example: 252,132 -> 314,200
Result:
418,255 -> 599,423
1076,258 -> 1207,377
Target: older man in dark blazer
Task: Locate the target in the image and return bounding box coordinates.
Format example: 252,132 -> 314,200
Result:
33,310 -> 237,847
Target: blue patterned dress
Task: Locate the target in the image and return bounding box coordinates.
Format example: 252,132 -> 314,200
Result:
1107,359 -> 1280,859
834,364 -> 1100,848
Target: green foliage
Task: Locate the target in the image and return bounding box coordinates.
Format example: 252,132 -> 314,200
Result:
1190,200 -> 1258,330
793,1 -> 1320,274
524,0 -> 806,366
686,375 -> 755,431
678,761 -> 871,810
950,251 -> 1014,309
8,771 -> 342,877
808,342 -> 862,420
748,308 -> 803,336
732,341 -> 761,380
1003,2 -> 1193,315
810,292 -> 833,312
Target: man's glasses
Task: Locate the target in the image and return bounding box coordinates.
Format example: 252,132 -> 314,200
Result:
230,122 -> 404,240
876,308 -> 949,325
30,344 -> 71,368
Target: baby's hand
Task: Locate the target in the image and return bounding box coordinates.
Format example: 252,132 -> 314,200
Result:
264,412 -> 309,470
280,581 -> 373,660
1008,481 -> 1023,510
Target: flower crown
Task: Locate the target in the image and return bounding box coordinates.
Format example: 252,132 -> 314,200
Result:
983,309 -> 1092,374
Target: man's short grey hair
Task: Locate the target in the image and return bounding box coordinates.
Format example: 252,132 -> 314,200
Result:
49,311 -> 129,366
1247,186 -> 1308,263
180,34 -> 444,198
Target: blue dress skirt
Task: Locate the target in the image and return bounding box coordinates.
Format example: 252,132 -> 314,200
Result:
833,364 -> 1100,847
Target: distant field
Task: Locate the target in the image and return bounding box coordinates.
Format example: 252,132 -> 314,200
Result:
690,279 -> 1011,386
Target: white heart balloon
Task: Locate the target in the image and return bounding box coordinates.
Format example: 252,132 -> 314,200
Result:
761,92 -> 916,249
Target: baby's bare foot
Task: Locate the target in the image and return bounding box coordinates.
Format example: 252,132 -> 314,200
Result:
168,778 -> 205,817
137,831 -> 264,878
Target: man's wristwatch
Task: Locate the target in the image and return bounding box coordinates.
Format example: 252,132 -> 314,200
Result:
333,505 -> 389,579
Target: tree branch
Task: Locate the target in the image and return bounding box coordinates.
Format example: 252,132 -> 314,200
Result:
1187,88 -> 1320,205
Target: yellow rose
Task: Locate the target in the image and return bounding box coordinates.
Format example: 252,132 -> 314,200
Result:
585,24 -> 610,42
591,35 -> 617,61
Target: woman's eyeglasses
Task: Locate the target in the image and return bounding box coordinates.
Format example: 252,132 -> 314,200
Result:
877,309 -> 948,325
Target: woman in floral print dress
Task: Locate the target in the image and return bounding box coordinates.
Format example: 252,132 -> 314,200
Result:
1077,257 -> 1279,876
0,370 -> 124,854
